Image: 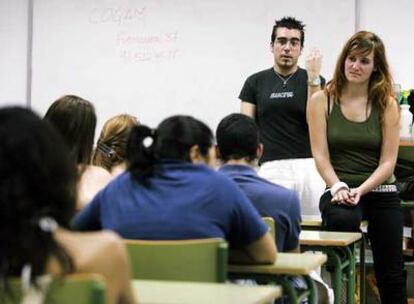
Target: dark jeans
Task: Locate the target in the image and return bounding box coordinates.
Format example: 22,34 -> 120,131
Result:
319,191 -> 407,304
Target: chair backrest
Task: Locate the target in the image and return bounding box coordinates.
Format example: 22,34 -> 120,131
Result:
262,217 -> 276,239
124,238 -> 228,282
1,273 -> 105,304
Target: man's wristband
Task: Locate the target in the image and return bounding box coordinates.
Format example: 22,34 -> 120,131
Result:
330,181 -> 350,196
307,77 -> 321,87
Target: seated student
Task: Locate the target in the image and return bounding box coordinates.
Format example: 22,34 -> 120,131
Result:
216,113 -> 301,253
0,107 -> 135,304
93,114 -> 139,178
73,115 -> 276,264
43,95 -> 112,209
216,113 -> 333,304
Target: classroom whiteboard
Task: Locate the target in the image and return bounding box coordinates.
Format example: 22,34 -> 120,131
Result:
31,0 -> 355,131
0,0 -> 29,107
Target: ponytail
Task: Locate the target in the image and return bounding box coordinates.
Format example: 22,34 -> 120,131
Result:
127,125 -> 157,180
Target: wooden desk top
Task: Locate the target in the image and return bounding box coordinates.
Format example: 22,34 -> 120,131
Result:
401,200 -> 414,208
228,252 -> 327,276
301,215 -> 368,230
400,140 -> 414,147
301,215 -> 323,227
132,279 -> 282,304
300,230 -> 362,246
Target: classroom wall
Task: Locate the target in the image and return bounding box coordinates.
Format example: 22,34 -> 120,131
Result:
0,0 -> 29,107
358,0 -> 414,90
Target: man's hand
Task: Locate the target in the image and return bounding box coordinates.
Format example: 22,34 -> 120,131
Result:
306,48 -> 322,80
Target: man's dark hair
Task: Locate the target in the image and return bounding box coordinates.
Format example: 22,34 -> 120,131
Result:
216,113 -> 259,162
271,16 -> 305,47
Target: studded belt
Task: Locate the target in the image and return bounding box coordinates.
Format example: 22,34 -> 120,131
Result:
370,184 -> 397,193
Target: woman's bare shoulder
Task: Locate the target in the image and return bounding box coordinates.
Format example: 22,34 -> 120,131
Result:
82,165 -> 113,181
78,165 -> 113,209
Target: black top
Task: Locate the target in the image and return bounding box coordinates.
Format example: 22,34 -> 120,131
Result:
239,67 -> 325,163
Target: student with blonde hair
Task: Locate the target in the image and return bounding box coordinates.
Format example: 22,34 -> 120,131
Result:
93,114 -> 139,177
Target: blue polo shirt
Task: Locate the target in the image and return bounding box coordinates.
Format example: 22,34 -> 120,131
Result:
73,161 -> 267,249
219,164 -> 301,251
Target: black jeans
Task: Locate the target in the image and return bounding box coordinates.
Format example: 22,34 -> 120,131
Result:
319,191 -> 407,304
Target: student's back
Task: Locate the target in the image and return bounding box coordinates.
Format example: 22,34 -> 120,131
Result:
75,162 -> 265,243
219,164 -> 301,252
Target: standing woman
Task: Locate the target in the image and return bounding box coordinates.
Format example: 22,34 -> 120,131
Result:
308,31 -> 406,303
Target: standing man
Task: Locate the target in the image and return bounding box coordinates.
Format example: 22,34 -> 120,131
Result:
239,16 -> 325,216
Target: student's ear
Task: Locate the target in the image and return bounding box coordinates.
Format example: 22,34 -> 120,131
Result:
256,144 -> 264,159
215,145 -> 222,160
189,145 -> 201,163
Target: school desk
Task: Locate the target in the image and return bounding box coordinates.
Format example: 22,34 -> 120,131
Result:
131,279 -> 282,304
300,230 -> 362,304
228,252 -> 327,304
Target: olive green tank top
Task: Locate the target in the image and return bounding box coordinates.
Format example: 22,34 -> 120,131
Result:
327,101 -> 393,187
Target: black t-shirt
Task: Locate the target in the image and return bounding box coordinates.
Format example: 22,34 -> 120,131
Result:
239,67 -> 325,163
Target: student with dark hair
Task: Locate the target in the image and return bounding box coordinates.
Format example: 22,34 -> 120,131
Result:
308,31 -> 407,303
44,95 -> 96,165
44,95 -> 112,209
216,113 -> 332,304
0,107 -> 135,304
93,114 -> 139,178
216,113 -> 301,253
239,16 -> 325,216
73,115 -> 277,264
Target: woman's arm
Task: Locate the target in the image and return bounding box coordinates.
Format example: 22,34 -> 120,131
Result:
55,229 -> 137,304
307,91 -> 354,203
351,97 -> 400,201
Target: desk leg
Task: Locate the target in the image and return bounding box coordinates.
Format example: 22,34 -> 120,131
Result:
276,277 -> 299,304
360,235 -> 366,304
326,249 -> 343,304
303,274 -> 317,304
228,273 -> 308,304
344,245 -> 356,304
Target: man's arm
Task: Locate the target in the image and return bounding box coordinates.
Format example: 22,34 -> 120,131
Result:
305,48 -> 323,123
240,101 -> 256,120
229,231 -> 277,264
